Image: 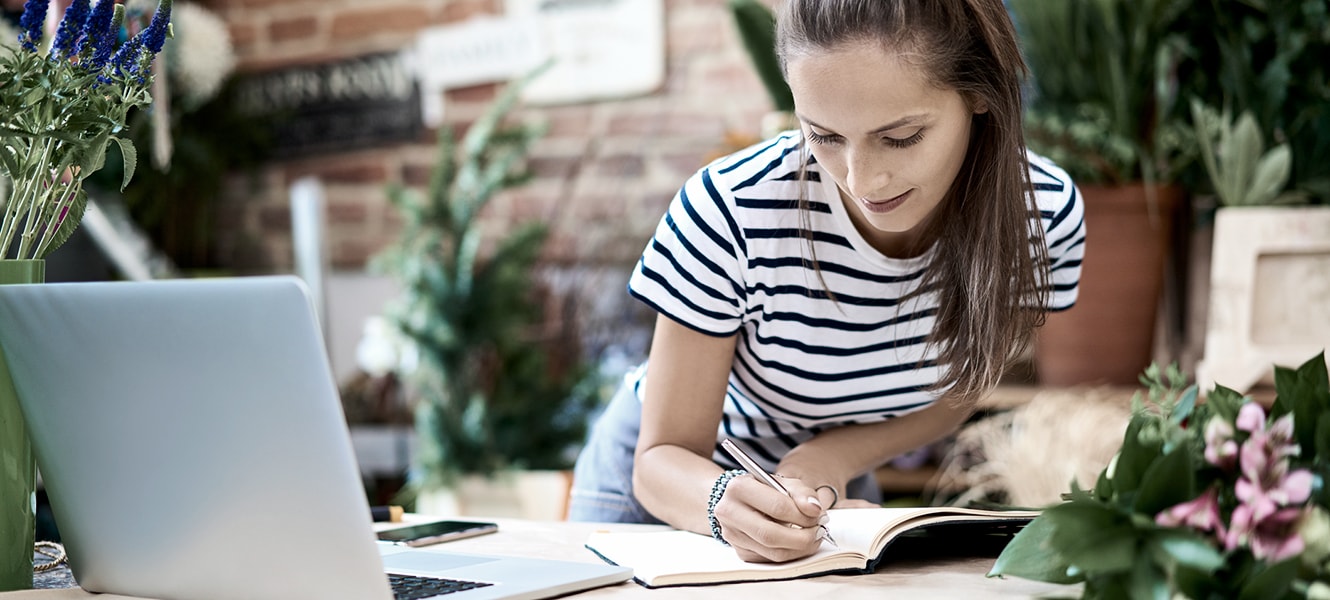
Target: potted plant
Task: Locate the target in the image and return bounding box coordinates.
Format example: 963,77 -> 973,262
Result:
371,67 -> 603,519
1187,100 -> 1328,395
1010,0 -> 1195,386
0,0 -> 172,590
1170,0 -> 1330,394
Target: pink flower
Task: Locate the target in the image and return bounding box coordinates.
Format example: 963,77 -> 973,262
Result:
1228,504 -> 1307,562
1157,486 -> 1227,541
1221,402 -> 1312,561
1204,417 -> 1238,469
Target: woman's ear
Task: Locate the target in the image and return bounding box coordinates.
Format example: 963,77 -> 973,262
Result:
971,97 -> 990,115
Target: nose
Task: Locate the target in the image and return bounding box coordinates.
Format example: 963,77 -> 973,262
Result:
843,147 -> 890,199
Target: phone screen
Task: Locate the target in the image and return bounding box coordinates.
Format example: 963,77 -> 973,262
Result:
377,520 -> 499,547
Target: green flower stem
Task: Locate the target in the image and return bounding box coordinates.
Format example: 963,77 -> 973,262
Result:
0,137 -> 49,257
15,137 -> 57,259
33,175 -> 82,259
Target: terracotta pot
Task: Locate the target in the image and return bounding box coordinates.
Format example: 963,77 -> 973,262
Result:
1034,184 -> 1183,386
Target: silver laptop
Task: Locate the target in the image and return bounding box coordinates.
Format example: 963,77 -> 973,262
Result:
0,276 -> 630,600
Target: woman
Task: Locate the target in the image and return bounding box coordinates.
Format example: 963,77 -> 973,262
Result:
569,0 -> 1085,564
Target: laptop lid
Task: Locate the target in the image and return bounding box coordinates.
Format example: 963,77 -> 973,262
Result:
0,276 -> 628,600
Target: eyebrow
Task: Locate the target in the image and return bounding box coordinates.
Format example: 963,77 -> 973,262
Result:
797,114 -> 927,135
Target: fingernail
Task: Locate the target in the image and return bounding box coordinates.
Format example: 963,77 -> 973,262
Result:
818,513 -> 829,525
788,523 -> 803,529
807,496 -> 823,508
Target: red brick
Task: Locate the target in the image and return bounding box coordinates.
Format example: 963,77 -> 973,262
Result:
444,83 -> 499,105
440,0 -> 499,24
331,6 -> 431,42
326,202 -> 369,225
594,155 -> 645,178
259,205 -> 292,232
528,155 -> 581,180
270,16 -> 320,44
284,158 -> 390,185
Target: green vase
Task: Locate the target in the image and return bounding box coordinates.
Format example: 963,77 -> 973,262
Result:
0,259 -> 44,592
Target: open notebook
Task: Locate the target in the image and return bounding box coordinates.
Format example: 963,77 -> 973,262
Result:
0,276 -> 630,600
586,505 -> 1038,587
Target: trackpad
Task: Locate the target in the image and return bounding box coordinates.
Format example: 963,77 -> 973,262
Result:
383,551 -> 496,573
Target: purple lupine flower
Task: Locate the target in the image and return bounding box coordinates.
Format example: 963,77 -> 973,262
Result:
86,0 -> 120,73
140,0 -> 172,55
17,0 -> 49,52
51,0 -> 92,59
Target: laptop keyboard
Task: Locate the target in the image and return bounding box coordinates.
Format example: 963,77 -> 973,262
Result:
388,573 -> 493,598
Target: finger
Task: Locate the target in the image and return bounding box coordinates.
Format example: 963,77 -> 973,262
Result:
766,477 -> 828,521
727,476 -> 820,528
722,519 -> 823,563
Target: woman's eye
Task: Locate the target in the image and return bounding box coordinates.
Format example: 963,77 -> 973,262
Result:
805,130 -> 842,145
883,130 -> 925,149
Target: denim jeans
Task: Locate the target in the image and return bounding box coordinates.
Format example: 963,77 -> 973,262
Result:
567,381 -> 664,523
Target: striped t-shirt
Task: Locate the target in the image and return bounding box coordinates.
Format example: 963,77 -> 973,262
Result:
626,132 -> 1085,470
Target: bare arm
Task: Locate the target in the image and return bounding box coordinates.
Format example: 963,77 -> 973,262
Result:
632,316 -> 826,562
776,397 -> 974,503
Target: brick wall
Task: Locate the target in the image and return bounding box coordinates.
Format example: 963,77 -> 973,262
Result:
203,0 -> 777,361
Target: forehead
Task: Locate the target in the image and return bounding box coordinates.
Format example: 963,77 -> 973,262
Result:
785,41 -> 964,129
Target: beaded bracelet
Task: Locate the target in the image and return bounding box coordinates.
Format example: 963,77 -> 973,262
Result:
708,469 -> 746,545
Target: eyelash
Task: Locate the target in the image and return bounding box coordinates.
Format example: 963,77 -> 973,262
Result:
804,129 -> 925,149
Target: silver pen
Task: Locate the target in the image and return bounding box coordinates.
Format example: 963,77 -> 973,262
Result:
720,439 -> 837,548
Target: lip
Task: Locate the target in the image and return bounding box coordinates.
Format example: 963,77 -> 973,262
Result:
859,190 -> 911,214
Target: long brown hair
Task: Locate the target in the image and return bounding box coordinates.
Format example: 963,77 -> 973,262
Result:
776,0 -> 1051,405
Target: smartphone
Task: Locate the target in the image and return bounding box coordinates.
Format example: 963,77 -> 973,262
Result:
376,520 -> 499,547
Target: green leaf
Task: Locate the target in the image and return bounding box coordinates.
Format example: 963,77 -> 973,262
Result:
112,137 -> 137,190
988,514 -> 1083,584
37,186 -> 87,259
1113,415 -> 1162,496
1127,555 -> 1169,600
1248,143 -> 1292,204
1275,352 -> 1330,457
1207,384 -> 1246,423
1148,530 -> 1225,573
1238,557 -> 1298,600
1133,443 -> 1196,515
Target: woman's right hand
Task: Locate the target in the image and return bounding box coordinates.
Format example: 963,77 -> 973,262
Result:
711,474 -> 830,563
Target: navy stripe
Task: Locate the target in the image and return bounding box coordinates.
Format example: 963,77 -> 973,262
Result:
701,169 -> 747,258
627,287 -> 738,337
748,351 -> 937,385
1029,161 -> 1061,184
734,198 -> 833,214
762,307 -> 937,332
716,133 -> 795,175
748,256 -> 926,285
1033,182 -> 1063,192
663,213 -> 745,299
745,228 -> 854,249
747,283 -> 907,308
733,144 -> 803,191
678,185 -> 734,258
734,355 -> 934,418
753,332 -> 929,358
774,170 -> 821,182
1051,258 -> 1082,272
647,239 -> 741,308
1048,218 -> 1085,249
1048,187 -> 1078,231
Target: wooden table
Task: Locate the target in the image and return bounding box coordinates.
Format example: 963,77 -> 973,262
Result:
1,517 -> 1081,600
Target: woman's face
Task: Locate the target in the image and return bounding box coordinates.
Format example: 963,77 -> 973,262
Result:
786,41 -> 982,257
